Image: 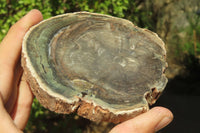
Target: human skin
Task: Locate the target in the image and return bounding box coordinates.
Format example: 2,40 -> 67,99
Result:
0,9 -> 173,133
0,9 -> 43,133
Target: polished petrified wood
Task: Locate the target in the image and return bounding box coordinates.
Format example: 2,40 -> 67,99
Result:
22,12 -> 167,123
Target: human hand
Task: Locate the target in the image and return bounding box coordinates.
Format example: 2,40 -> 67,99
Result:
110,106 -> 173,133
0,9 -> 43,132
0,9 -> 173,133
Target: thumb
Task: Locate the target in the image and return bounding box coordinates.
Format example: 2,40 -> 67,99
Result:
110,107 -> 173,133
0,94 -> 22,133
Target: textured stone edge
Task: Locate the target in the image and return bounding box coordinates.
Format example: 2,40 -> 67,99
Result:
21,12 -> 167,123
21,54 -> 149,123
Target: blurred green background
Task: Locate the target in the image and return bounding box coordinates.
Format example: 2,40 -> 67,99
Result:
1,0 -> 200,132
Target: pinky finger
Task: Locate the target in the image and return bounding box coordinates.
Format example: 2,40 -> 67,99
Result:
0,94 -> 22,133
11,74 -> 34,130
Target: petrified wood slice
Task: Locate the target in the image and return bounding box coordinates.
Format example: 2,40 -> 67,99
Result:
21,12 -> 167,123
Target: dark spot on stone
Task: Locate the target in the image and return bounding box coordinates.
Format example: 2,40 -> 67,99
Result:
81,92 -> 88,98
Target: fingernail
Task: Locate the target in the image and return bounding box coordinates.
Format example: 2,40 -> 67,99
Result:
155,116 -> 173,131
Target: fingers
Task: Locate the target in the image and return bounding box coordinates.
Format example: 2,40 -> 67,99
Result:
5,62 -> 23,114
0,9 -> 43,103
0,9 -> 43,68
0,9 -> 42,132
0,94 -> 23,133
110,107 -> 173,133
11,74 -> 34,130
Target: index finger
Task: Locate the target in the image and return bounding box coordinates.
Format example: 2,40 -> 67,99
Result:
0,9 -> 43,69
0,9 -> 43,103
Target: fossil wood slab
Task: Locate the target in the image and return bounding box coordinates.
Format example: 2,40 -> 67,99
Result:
22,12 -> 168,123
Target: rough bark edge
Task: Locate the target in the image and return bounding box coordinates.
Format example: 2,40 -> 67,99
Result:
21,54 -> 148,124
20,12 -> 167,123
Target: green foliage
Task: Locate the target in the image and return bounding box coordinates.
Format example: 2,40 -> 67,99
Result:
179,16 -> 200,59
1,0 -> 200,131
0,0 -> 153,41
25,98 -> 85,133
0,0 -> 154,132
